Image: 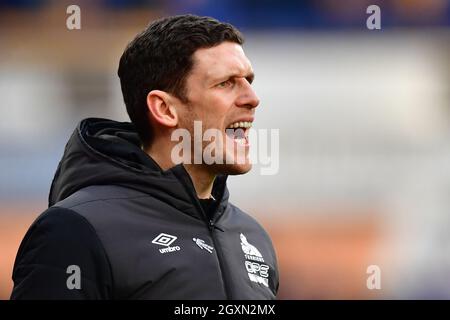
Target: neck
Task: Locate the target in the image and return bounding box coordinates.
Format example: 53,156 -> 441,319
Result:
143,140 -> 174,173
183,164 -> 216,199
143,140 -> 216,199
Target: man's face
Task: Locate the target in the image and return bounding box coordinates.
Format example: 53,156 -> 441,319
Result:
177,41 -> 260,175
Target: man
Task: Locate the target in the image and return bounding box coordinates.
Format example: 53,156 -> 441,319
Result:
11,14 -> 279,299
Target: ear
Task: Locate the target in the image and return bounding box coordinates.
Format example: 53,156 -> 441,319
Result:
146,90 -> 178,127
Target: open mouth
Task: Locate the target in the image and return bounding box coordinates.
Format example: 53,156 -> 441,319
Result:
225,121 -> 252,145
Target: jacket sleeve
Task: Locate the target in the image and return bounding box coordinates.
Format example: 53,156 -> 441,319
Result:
10,207 -> 113,300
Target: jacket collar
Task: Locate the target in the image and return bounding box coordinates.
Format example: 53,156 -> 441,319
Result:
49,118 -> 229,221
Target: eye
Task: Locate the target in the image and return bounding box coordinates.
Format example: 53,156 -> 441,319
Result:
216,79 -> 233,88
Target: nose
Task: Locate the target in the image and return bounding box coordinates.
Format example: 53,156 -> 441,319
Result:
235,78 -> 260,109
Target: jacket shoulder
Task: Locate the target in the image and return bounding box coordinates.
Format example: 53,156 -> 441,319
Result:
11,206 -> 113,299
54,185 -> 148,209
228,203 -> 273,240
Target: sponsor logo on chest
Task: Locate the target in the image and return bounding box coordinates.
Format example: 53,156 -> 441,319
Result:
240,233 -> 270,288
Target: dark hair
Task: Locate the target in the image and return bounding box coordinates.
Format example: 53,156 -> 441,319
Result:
118,14 -> 244,147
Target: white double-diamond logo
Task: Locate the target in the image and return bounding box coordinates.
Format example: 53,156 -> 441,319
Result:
152,233 -> 177,246
152,233 -> 180,254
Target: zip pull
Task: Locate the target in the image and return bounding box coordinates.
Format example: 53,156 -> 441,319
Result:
209,220 -> 225,232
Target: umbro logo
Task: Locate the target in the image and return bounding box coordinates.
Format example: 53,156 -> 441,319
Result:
152,233 -> 180,254
152,233 -> 177,246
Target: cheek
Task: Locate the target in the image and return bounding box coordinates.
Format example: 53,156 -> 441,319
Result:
177,108 -> 195,131
191,93 -> 233,129
205,109 -> 230,129
202,115 -> 225,131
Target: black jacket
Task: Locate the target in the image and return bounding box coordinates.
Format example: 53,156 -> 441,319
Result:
10,118 -> 279,300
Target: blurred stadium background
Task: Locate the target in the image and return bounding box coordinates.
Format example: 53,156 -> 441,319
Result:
1,0 -> 450,299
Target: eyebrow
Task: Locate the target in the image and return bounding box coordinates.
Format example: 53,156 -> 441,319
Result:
210,71 -> 255,85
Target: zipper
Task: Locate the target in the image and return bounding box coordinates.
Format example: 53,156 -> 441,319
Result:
171,166 -> 231,299
194,194 -> 231,299
185,182 -> 232,299
207,216 -> 232,300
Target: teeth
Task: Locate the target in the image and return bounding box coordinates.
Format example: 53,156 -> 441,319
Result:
227,121 -> 252,129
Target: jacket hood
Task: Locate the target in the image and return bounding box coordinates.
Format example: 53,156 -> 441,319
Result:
49,118 -> 229,219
